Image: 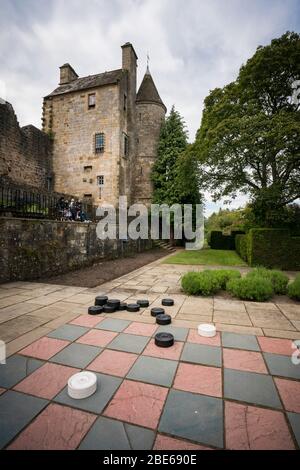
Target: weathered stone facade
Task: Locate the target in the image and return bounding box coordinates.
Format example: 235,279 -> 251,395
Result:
42,43 -> 166,207
0,100 -> 52,189
134,102 -> 165,205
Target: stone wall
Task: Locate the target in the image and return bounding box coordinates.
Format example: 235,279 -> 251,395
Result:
0,217 -> 152,283
0,101 -> 52,189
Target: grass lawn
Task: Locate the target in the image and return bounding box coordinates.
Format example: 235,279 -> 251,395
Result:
163,248 -> 247,266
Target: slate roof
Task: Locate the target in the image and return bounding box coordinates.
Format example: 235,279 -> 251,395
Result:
46,69 -> 124,97
136,70 -> 166,111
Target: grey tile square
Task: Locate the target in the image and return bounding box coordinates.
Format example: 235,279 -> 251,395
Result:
96,318 -> 131,332
107,333 -> 149,354
224,369 -> 282,408
287,412 -> 300,447
181,343 -> 222,367
0,355 -> 44,388
0,390 -> 48,449
263,353 -> 300,379
47,324 -> 89,341
79,416 -> 155,450
50,343 -> 101,368
54,372 -> 121,414
221,332 -> 260,351
156,325 -> 188,341
159,389 -> 223,448
127,356 -> 178,387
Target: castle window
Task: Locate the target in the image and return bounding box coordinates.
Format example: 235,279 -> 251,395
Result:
84,165 -> 92,172
123,133 -> 129,157
88,93 -> 96,109
95,133 -> 105,153
97,175 -> 104,186
46,176 -> 52,191
123,94 -> 127,111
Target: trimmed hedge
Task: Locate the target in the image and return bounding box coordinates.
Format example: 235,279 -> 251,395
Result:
235,234 -> 248,262
288,274 -> 300,300
210,230 -> 245,250
235,228 -> 300,270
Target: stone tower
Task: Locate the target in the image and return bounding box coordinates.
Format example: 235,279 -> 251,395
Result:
134,67 -> 166,207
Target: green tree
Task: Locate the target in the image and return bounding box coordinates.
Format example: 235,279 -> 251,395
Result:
193,32 -> 300,227
174,150 -> 201,205
152,106 -> 200,205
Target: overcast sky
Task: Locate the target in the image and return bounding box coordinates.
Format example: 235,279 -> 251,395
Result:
1,0 -> 299,214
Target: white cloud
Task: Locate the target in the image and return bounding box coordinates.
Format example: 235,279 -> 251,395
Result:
204,192 -> 249,217
1,0 -> 299,139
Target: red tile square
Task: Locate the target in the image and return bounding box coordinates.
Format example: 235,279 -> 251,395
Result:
142,338 -> 183,360
76,329 -> 117,347
69,315 -> 103,328
88,349 -> 137,377
14,363 -> 79,399
173,363 -> 222,397
187,330 -> 221,347
225,401 -> 295,450
104,379 -> 168,429
275,378 -> 300,413
123,322 -> 158,337
257,336 -> 294,356
19,337 -> 69,360
223,348 -> 267,374
154,434 -> 211,450
8,403 -> 96,450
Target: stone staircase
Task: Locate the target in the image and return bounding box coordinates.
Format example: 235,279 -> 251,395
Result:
153,240 -> 177,253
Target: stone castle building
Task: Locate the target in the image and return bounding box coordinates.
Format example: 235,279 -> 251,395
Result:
43,42 -> 166,206
0,43 -> 166,207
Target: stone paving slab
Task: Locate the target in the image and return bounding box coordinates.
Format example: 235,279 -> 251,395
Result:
158,389 -> 224,448
0,391 -> 48,449
79,416 -> 155,450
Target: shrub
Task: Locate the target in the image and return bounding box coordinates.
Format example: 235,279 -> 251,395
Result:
288,274 -> 300,300
226,276 -> 274,301
181,270 -> 221,296
247,268 -> 289,295
181,269 -> 242,296
181,272 -> 202,295
213,269 -> 241,289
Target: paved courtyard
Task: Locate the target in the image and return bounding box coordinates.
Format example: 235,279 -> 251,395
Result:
0,256 -> 300,449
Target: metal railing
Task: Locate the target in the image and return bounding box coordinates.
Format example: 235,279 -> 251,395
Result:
0,184 -> 96,221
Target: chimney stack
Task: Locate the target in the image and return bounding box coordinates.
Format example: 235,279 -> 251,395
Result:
121,43 -> 137,99
59,64 -> 78,85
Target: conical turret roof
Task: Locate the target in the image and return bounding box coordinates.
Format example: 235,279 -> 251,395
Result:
136,69 -> 166,111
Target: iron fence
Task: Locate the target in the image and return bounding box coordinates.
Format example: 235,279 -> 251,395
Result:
0,184 -> 96,221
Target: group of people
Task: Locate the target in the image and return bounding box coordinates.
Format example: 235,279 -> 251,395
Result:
56,197 -> 89,222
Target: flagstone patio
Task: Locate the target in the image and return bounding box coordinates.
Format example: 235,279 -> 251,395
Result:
0,256 -> 300,449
